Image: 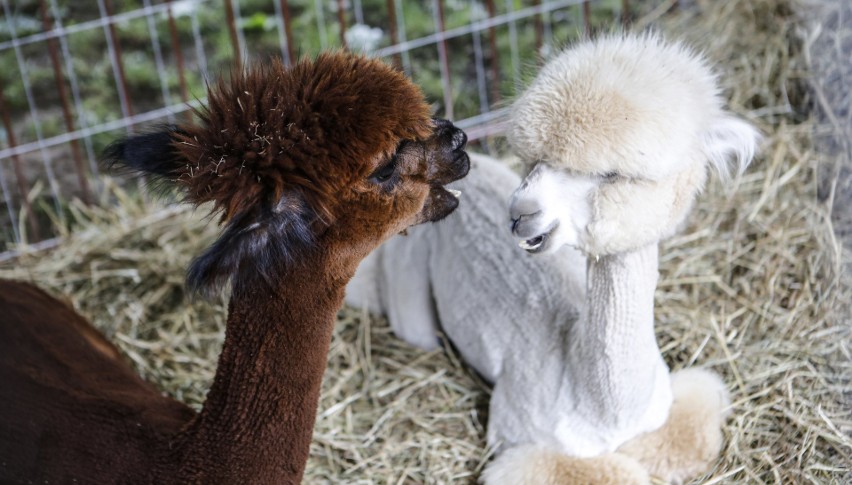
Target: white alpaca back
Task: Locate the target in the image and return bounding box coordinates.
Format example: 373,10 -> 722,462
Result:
511,33 -> 758,181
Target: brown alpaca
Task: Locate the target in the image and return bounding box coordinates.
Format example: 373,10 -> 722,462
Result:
0,53 -> 469,484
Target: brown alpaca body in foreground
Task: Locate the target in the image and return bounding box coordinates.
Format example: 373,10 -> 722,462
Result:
0,281 -> 195,478
0,52 -> 469,484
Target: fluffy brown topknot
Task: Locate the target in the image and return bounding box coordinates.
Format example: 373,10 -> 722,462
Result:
174,52 -> 432,220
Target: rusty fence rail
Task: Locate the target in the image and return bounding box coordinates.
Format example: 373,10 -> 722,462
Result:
0,0 -> 643,250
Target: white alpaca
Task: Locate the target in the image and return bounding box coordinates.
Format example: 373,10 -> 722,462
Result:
347,34 -> 758,483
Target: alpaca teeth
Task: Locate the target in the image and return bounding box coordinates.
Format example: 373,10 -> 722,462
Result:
447,189 -> 461,198
519,239 -> 542,250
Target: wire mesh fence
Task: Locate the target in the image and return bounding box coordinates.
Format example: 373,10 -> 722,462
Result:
0,0 -> 652,251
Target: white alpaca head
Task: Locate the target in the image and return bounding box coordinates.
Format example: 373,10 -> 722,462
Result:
509,33 -> 760,256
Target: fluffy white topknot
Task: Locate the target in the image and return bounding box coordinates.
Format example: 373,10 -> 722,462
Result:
510,33 -> 758,181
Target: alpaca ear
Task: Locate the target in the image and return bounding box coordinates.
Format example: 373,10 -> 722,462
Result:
186,192 -> 316,298
103,126 -> 186,185
702,114 -> 761,180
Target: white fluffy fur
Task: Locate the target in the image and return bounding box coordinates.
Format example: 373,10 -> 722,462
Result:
618,368 -> 732,484
510,33 -> 759,182
509,34 -> 760,257
346,33 -> 756,484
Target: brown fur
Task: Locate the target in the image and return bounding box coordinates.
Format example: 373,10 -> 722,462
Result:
0,52 -> 469,484
174,53 -> 433,222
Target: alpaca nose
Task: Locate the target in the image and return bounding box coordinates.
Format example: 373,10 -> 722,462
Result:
450,127 -> 467,152
509,211 -> 541,237
510,215 -> 521,234
509,198 -> 542,237
427,118 -> 470,185
509,197 -> 540,223
432,118 -> 467,152
432,117 -> 452,131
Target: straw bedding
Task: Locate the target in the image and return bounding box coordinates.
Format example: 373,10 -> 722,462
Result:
1,0 -> 848,483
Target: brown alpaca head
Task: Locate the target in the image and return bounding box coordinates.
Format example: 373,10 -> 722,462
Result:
106,53 -> 469,296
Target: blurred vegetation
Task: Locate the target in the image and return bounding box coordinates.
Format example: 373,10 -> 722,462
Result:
0,0 -> 640,248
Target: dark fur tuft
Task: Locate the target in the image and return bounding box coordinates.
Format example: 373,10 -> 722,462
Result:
103,126 -> 185,177
102,126 -> 188,197
186,194 -> 316,298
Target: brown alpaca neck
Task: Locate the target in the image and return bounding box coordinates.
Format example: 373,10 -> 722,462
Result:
166,251 -> 354,484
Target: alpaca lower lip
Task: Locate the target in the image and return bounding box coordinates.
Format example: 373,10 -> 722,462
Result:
418,185 -> 461,224
519,234 -> 546,252
518,224 -> 557,253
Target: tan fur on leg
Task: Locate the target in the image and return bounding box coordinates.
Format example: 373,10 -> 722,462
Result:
617,368 -> 731,484
481,445 -> 650,485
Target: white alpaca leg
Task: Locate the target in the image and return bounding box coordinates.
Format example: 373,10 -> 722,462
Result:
346,227 -> 442,350
481,445 -> 650,485
617,368 -> 731,484
379,228 -> 442,350
345,249 -> 384,315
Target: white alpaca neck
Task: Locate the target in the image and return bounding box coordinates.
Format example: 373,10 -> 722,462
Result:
555,243 -> 672,455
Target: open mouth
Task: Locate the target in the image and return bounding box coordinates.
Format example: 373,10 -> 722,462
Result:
433,186 -> 462,201
418,185 -> 462,224
518,223 -> 557,254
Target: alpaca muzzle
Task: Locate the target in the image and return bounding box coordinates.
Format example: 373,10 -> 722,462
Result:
429,118 -> 470,185
415,119 -> 470,224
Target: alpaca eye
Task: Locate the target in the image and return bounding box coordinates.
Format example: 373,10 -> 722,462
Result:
603,171 -> 619,180
370,155 -> 398,184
